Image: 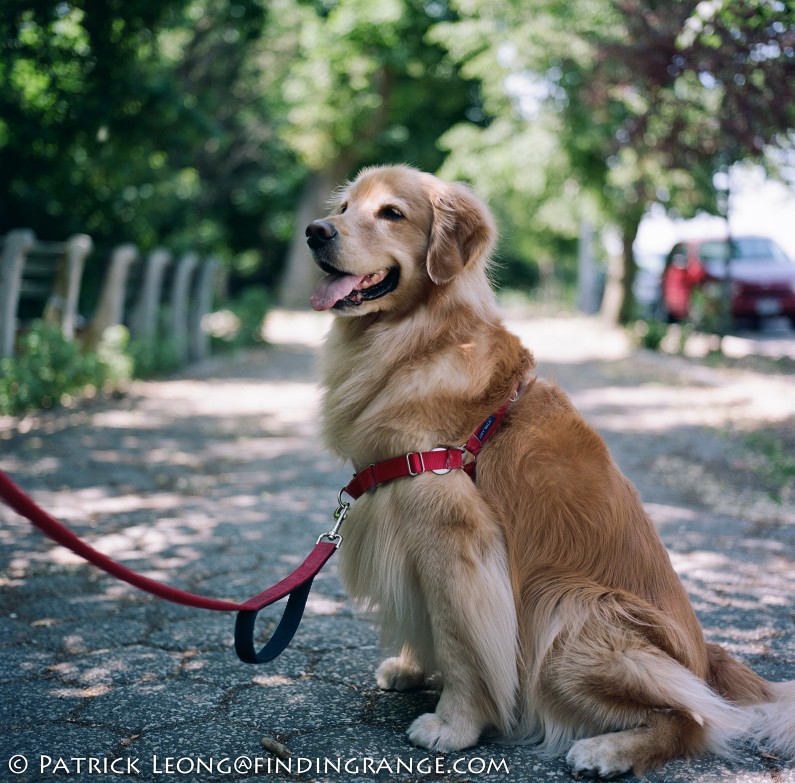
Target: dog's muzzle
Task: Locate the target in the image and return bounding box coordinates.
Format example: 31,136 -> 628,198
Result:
306,220 -> 337,251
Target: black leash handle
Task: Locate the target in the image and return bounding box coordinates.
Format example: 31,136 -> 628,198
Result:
235,580 -> 315,663
233,539 -> 339,664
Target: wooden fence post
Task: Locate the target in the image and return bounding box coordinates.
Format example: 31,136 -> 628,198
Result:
170,252 -> 199,363
0,229 -> 36,358
83,243 -> 138,349
129,248 -> 172,342
42,234 -> 92,338
189,257 -> 219,361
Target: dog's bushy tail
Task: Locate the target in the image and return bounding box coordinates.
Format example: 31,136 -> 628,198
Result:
615,648 -> 750,758
745,681 -> 795,759
707,642 -> 795,759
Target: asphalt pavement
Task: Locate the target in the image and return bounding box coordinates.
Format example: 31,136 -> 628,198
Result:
1,310 -> 794,783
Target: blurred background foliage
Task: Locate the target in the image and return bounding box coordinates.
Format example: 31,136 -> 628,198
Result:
1,0 -> 793,321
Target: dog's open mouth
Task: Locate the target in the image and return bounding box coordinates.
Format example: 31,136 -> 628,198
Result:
310,265 -> 399,311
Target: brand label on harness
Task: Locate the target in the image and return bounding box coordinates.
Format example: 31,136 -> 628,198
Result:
476,415 -> 497,442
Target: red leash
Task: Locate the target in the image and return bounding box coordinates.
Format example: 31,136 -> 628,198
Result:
0,468 -> 338,663
0,384 -> 519,664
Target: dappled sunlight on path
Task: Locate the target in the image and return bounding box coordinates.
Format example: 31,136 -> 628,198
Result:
0,308 -> 793,783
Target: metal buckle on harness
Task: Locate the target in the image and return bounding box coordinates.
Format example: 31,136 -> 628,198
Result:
405,451 -> 425,476
408,447 -> 466,476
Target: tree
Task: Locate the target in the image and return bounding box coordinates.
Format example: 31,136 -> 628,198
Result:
429,13 -> 596,293
431,1 -> 705,310
434,0 -> 795,322
0,0 -> 191,249
0,1 -> 298,301
593,0 -> 795,322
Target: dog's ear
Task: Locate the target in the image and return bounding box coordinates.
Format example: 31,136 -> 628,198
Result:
426,182 -> 496,285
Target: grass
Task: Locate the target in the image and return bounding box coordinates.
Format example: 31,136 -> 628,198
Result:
741,429 -> 795,506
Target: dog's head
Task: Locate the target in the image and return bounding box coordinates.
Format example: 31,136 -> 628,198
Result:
306,165 -> 496,316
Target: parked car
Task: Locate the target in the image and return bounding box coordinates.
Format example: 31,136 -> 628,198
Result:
661,236 -> 795,327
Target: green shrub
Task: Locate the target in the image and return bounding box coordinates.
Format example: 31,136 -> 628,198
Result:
207,287 -> 271,350
0,288 -> 271,416
630,319 -> 669,351
688,285 -> 726,333
0,321 -> 132,416
95,325 -> 135,385
127,335 -> 182,379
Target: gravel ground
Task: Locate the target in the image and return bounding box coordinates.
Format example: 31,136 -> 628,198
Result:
1,309 -> 794,783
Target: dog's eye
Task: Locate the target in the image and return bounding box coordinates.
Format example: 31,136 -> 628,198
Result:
378,206 -> 405,221
339,203 -> 348,215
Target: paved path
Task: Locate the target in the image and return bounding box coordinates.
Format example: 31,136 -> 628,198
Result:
1,311 -> 794,783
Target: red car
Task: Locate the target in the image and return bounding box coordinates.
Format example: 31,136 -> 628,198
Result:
661,236 -> 795,327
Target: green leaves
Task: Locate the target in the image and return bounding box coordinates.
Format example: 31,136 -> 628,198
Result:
3,0 -> 791,315
0,321 -> 132,416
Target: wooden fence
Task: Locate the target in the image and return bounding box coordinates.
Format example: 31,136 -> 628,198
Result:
0,229 -> 219,362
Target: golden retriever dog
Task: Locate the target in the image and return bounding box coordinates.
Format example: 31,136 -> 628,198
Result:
305,164 -> 795,778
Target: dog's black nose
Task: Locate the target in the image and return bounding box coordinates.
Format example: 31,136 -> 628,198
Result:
306,220 -> 338,250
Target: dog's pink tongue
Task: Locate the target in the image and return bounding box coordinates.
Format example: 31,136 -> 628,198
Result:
311,273 -> 366,311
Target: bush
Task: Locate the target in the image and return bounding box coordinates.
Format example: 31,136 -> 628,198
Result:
127,335 -> 182,379
207,287 -> 271,350
0,321 -> 132,416
630,319 -> 669,351
0,287 -> 271,416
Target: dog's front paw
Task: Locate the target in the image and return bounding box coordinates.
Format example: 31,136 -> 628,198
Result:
407,712 -> 480,752
376,656 -> 426,692
566,735 -> 633,780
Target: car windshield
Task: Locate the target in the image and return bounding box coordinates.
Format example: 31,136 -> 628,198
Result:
699,237 -> 790,262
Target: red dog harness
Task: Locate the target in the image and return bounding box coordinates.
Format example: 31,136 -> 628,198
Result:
341,384 -> 520,501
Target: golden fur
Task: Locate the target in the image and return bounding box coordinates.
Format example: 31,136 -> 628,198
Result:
306,165 -> 795,777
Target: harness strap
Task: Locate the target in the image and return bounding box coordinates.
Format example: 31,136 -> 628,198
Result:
344,448 -> 466,500
343,384 -> 520,499
463,390 -> 517,459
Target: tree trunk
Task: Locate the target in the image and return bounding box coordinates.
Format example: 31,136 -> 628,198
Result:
277,169 -> 341,309
576,219 -> 599,314
600,216 -> 641,325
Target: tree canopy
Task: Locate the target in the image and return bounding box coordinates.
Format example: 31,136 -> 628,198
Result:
2,0 -> 793,317
1,1 -> 292,294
